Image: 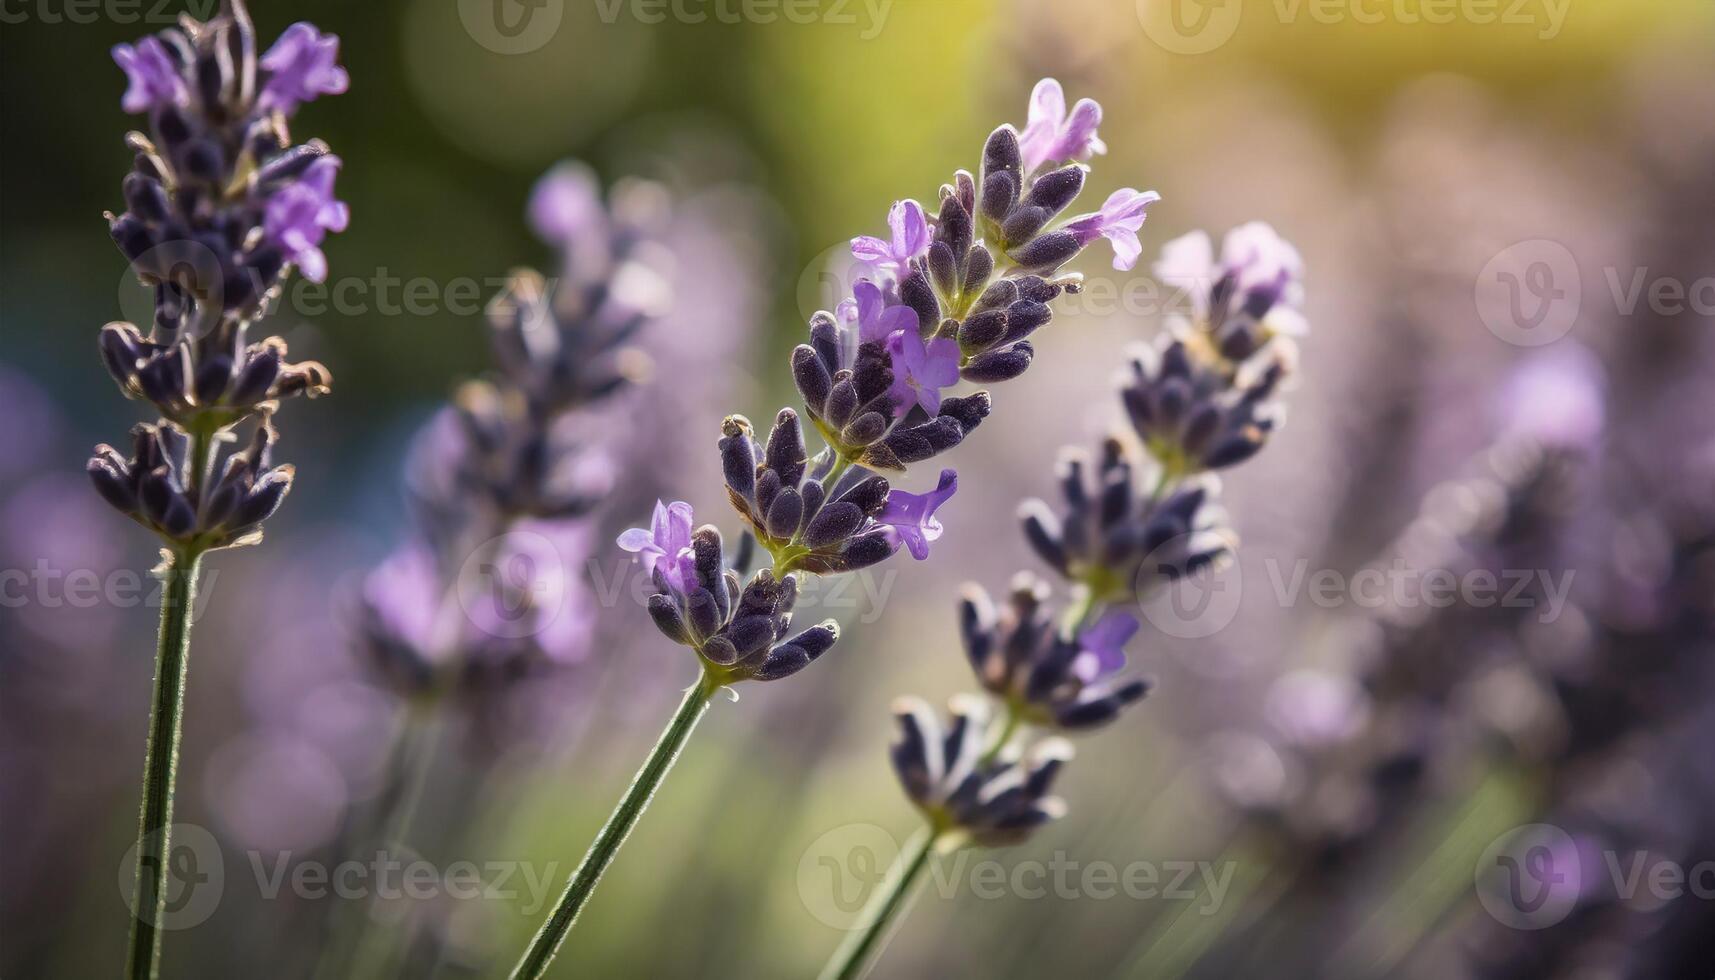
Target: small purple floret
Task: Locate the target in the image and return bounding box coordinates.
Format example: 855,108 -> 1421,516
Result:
1064,188 -> 1161,272
1073,610 -> 1139,683
618,500 -> 697,594
876,469 -> 958,560
113,38 -> 186,114
851,199 -> 931,284
259,22 -> 349,114
1018,78 -> 1106,172
263,156 -> 348,283
885,329 -> 960,418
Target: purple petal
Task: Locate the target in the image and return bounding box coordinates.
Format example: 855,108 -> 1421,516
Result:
890,200 -> 931,259
529,162 -> 602,245
851,235 -> 892,264
617,527 -> 654,553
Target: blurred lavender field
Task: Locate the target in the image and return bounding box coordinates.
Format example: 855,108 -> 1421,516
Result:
3,1 -> 1714,978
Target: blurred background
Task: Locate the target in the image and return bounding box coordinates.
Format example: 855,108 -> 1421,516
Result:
4,0 -> 1715,977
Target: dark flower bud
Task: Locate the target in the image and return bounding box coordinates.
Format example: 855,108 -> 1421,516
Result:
900,269 -> 941,329
962,342 -> 1034,383
1008,231 -> 1082,274
1022,165 -> 1085,217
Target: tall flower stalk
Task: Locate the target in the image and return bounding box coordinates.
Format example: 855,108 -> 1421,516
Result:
819,221 -> 1307,980
86,3 -> 349,977
323,164 -> 669,978
508,78 -> 1160,978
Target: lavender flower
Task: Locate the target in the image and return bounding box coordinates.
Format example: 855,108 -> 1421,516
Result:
1062,188 -> 1161,272
262,156 -> 349,283
890,695 -> 1073,846
793,79 -> 1159,474
527,161 -> 603,247
1154,222 -> 1307,349
851,199 -> 931,284
258,22 -> 349,114
638,524 -> 841,684
874,468 -> 958,560
93,8 -> 351,975
112,38 -> 186,114
1017,77 -> 1106,173
618,500 -> 697,595
957,574 -> 1151,730
884,329 -> 961,418
1019,439 -> 1235,603
356,165 -> 670,703
101,6 -> 348,418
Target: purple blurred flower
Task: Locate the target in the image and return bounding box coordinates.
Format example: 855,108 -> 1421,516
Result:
876,469 -> 957,560
618,500 -> 697,593
1157,223 -> 1305,333
263,156 -> 348,282
1018,78 -> 1106,172
851,200 -> 931,283
528,161 -> 604,246
259,22 -> 349,114
1073,610 -> 1139,683
112,37 -> 186,114
1501,342 -> 1606,450
1064,188 -> 1160,271
886,328 -> 960,418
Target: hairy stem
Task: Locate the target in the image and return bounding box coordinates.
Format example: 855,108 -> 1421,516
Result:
508,669 -> 721,979
126,420 -> 217,980
817,826 -> 939,980
124,546 -> 204,979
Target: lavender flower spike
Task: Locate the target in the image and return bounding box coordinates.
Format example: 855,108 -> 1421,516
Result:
94,6 -> 353,978
876,468 -> 958,560
1018,78 -> 1107,173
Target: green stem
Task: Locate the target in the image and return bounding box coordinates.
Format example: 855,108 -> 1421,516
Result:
508,669 -> 721,980
1062,586 -> 1103,640
817,826 -> 938,980
126,419 -> 217,980
124,546 -> 204,980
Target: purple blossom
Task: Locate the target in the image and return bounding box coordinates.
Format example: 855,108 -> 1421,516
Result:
263,156 -> 348,283
618,500 -> 696,594
886,328 -> 960,418
259,23 -> 349,114
1017,78 -> 1106,173
528,161 -> 603,246
876,469 -> 958,560
851,280 -> 918,345
851,199 -> 931,284
1154,223 -> 1306,334
1064,188 -> 1160,272
112,37 -> 186,114
1072,610 -> 1139,683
